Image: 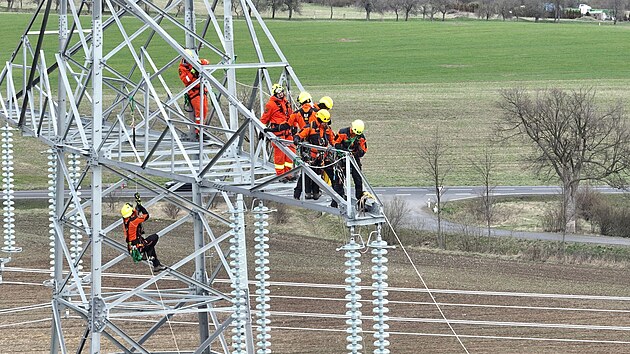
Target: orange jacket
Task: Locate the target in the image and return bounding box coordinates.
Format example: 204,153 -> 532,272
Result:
123,206 -> 149,245
288,103 -> 317,132
296,120 -> 335,158
334,127 -> 368,159
178,58 -> 210,96
261,96 -> 292,136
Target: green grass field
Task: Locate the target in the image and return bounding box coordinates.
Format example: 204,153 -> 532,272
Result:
2,12 -> 630,187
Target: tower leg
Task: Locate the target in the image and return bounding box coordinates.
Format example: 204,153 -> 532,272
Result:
193,183 -> 210,354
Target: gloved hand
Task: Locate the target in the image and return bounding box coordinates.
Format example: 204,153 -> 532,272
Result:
134,192 -> 142,204
190,68 -> 198,76
293,136 -> 301,145
258,131 -> 265,140
326,145 -> 334,153
263,127 -> 272,133
278,123 -> 290,131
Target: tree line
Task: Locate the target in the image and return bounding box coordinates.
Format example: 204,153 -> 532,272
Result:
254,0 -> 629,22
4,0 -> 627,23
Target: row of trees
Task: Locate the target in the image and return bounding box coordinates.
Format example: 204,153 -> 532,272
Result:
4,0 -> 628,23
255,0 -> 629,22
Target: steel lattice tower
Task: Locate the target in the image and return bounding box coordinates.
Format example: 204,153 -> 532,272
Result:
0,0 -> 386,351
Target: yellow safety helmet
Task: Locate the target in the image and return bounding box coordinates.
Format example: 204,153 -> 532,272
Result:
297,91 -> 312,104
316,109 -> 331,123
319,96 -> 333,110
351,119 -> 364,135
121,203 -> 134,218
271,83 -> 284,96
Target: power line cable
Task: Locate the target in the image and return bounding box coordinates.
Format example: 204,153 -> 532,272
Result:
383,213 -> 470,353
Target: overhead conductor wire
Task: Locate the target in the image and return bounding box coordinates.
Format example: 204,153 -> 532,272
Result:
383,213 -> 470,354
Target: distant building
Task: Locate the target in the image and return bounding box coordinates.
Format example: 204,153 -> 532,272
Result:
578,4 -> 592,15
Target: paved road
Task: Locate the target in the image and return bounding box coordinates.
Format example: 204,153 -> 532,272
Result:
14,186 -> 630,246
373,186 -> 630,247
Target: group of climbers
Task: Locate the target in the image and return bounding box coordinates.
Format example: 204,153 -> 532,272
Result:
176,48 -> 368,206
260,83 -> 368,207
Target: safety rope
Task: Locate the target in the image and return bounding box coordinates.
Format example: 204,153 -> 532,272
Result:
128,95 -> 136,147
148,264 -> 181,354
383,214 -> 470,354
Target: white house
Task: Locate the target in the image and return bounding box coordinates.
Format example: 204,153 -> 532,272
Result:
578,4 -> 592,15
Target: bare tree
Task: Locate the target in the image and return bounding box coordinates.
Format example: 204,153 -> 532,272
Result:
497,88 -> 630,233
382,197 -> 412,244
477,0 -> 496,20
250,0 -> 269,16
284,0 -> 301,19
471,146 -> 495,237
319,0 -> 353,20
523,0 -> 546,21
389,0 -> 405,20
609,0 -> 627,24
270,0 -> 283,18
552,0 -> 564,22
401,0 -> 420,20
419,127 -> 451,249
356,0 -> 385,20
497,0 -> 516,20
436,0 -> 453,20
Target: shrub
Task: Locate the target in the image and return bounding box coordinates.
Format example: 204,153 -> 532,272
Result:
269,201 -> 289,224
382,197 -> 412,245
541,206 -> 564,232
162,202 -> 181,219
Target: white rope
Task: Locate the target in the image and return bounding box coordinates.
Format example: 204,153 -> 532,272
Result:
148,265 -> 181,354
383,213 -> 470,353
1,280 -> 48,287
0,317 -> 51,329
0,302 -> 51,315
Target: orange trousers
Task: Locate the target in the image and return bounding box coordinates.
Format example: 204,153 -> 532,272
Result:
271,139 -> 295,175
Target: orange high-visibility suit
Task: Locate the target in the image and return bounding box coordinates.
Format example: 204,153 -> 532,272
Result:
261,95 -> 294,176
122,204 -> 163,269
293,119 -> 336,199
288,103 -> 317,135
179,58 -> 210,130
334,127 -> 368,200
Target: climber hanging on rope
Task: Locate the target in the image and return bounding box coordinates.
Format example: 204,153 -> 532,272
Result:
121,193 -> 167,272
